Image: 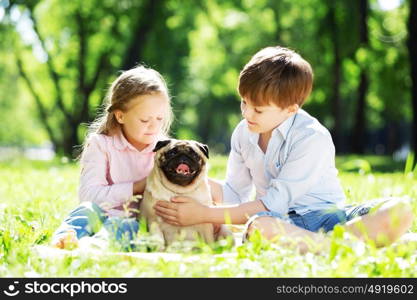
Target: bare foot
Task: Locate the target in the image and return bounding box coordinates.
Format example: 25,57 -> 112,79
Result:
51,230 -> 79,250
345,198 -> 413,247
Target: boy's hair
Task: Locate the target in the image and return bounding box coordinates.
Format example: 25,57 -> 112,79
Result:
238,46 -> 313,108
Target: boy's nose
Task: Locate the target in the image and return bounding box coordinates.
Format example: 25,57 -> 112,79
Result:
242,107 -> 253,120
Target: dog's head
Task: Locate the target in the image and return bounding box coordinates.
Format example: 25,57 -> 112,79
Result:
153,139 -> 209,188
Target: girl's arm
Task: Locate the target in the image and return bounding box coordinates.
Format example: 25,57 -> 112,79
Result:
133,178 -> 147,195
79,135 -> 142,208
154,197 -> 267,226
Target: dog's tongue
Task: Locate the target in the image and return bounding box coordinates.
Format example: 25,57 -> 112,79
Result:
176,163 -> 190,175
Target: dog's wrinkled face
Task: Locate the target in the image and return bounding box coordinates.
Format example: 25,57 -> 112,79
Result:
153,140 -> 209,187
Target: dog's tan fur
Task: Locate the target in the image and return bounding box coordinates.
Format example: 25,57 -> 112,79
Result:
140,140 -> 215,247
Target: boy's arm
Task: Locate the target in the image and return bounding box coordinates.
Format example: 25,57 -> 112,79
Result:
208,178 -> 224,205
221,123 -> 254,205
154,197 -> 267,226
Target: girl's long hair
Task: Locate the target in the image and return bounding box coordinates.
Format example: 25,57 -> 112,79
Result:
78,65 -> 173,159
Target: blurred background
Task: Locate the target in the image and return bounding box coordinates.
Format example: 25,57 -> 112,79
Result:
0,0 -> 416,161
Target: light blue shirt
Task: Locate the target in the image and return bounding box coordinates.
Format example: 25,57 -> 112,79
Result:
222,109 -> 346,215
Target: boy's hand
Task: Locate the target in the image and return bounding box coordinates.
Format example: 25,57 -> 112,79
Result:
154,196 -> 208,226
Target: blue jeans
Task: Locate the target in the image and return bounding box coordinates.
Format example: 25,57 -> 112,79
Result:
52,202 -> 139,251
244,199 -> 389,240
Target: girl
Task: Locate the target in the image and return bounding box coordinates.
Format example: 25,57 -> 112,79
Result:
51,65 -> 173,250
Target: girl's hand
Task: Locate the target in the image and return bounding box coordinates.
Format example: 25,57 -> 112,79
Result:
154,196 -> 208,226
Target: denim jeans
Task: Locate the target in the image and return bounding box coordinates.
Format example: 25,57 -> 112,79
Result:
52,202 -> 139,251
244,198 -> 390,240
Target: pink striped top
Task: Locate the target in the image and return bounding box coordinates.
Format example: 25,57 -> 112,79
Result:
78,131 -> 156,217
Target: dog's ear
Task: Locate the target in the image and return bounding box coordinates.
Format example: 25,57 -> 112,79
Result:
153,140 -> 171,152
196,142 -> 209,159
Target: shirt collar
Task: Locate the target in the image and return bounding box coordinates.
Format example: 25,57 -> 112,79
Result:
247,113 -> 297,145
275,113 -> 296,140
113,130 -> 156,153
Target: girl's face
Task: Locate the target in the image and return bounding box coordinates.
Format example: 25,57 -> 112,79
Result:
115,93 -> 169,151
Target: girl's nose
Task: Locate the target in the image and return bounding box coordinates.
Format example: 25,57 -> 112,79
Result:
148,119 -> 159,131
148,120 -> 156,130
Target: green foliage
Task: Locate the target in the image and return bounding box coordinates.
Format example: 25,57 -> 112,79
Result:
339,158 -> 372,174
0,155 -> 416,277
1,0 -> 413,155
404,151 -> 415,174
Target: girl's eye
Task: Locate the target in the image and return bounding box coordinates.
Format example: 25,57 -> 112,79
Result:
254,109 -> 263,114
157,117 -> 163,121
140,119 -> 149,123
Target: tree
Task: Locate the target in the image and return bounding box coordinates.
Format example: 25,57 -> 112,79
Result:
327,0 -> 343,151
408,0 -> 417,155
352,0 -> 369,154
8,0 -> 168,157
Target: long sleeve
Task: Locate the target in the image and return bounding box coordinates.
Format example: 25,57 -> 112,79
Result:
260,132 -> 334,215
222,127 -> 254,205
78,135 -> 133,210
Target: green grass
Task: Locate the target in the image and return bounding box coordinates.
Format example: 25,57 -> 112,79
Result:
0,155 -> 417,277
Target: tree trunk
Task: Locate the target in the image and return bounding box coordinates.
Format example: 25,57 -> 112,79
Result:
351,0 -> 369,154
121,0 -> 164,70
352,73 -> 368,153
328,1 -> 343,152
408,0 -> 417,155
62,125 -> 80,158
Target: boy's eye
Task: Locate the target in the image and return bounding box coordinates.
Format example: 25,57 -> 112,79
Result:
254,109 -> 263,114
157,117 -> 163,121
140,119 -> 149,123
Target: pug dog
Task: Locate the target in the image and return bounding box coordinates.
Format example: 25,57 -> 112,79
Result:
140,139 -> 218,247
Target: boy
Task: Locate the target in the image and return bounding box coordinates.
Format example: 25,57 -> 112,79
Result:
154,46 -> 413,253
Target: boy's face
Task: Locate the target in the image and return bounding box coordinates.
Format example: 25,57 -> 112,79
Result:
240,98 -> 298,135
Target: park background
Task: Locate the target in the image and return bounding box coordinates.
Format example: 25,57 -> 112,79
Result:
1,0 -> 417,277
1,0 -> 417,158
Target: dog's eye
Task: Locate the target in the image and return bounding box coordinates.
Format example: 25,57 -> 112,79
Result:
166,149 -> 178,158
189,150 -> 200,160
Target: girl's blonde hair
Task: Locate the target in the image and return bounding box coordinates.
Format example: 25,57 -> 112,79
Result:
81,65 -> 173,155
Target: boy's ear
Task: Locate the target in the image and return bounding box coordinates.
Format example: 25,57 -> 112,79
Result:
153,140 -> 171,152
288,104 -> 299,114
196,142 -> 209,159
